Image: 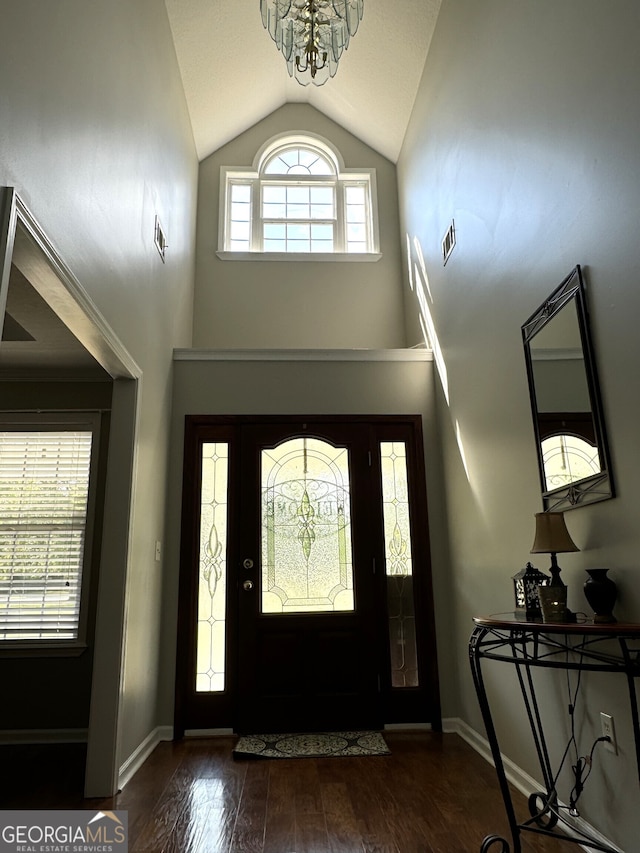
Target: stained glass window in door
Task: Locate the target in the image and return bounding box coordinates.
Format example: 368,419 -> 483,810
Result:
380,441 -> 419,687
261,437 -> 354,614
541,434 -> 601,492
196,442 -> 229,692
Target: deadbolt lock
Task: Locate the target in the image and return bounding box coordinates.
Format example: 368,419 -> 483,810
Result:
242,558 -> 254,570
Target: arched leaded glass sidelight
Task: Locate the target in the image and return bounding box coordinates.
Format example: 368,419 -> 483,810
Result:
261,437 -> 354,614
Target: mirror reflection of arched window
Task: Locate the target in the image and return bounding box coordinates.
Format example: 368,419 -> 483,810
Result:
540,433 -> 601,492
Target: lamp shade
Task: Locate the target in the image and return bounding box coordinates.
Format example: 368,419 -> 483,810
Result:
531,512 -> 579,555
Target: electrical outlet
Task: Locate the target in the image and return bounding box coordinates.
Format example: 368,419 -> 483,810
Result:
155,540 -> 162,563
600,712 -> 617,754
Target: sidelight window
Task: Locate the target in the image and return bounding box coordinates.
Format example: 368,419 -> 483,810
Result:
380,441 -> 419,688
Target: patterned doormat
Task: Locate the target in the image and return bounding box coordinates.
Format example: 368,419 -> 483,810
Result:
233,730 -> 390,760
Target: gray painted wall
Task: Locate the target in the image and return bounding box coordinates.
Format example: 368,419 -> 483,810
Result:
193,104 -> 406,349
0,0 -> 198,788
398,1 -> 640,848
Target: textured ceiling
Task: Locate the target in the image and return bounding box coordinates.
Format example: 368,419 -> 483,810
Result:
165,0 -> 442,163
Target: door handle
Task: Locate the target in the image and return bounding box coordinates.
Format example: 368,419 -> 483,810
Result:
242,580 -> 254,591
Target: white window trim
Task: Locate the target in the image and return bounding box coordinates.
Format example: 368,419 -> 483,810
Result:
0,412 -> 101,657
217,132 -> 381,262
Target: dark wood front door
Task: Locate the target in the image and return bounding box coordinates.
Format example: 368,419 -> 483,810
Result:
174,415 -> 441,738
235,421 -> 380,733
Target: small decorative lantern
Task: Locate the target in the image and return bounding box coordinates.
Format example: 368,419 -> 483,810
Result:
512,562 -> 549,621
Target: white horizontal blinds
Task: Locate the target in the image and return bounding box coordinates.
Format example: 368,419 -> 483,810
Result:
0,430 -> 93,641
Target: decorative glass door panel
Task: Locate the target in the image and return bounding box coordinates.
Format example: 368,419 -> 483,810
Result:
380,441 -> 419,688
261,437 -> 354,614
196,442 -> 229,693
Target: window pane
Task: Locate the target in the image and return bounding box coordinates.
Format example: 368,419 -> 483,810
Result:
310,187 -> 333,205
311,240 -> 333,252
380,441 -> 419,688
287,203 -> 310,219
287,223 -> 310,241
230,221 -> 250,241
311,224 -> 333,241
196,443 -> 229,693
346,204 -> 366,223
261,438 -> 354,614
347,223 -> 366,242
264,156 -> 290,174
264,223 -> 286,240
231,201 -> 250,222
310,204 -> 334,219
264,239 -> 287,252
263,186 -> 286,204
287,186 -> 310,204
231,184 -> 251,202
0,430 -> 92,641
263,202 -> 286,219
230,239 -> 250,251
345,185 -> 365,204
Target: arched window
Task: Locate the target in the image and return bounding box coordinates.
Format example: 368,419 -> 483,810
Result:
218,133 -> 380,258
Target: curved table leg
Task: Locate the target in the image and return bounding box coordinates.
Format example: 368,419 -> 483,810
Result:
469,626 -> 522,853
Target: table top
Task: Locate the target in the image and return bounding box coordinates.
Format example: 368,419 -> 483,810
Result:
473,614 -> 640,637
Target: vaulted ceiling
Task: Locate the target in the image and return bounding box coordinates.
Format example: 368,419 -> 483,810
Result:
164,0 -> 443,163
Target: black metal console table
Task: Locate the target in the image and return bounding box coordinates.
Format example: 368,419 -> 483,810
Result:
469,615 -> 640,853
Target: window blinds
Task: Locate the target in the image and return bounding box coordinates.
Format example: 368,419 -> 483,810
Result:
0,430 -> 92,641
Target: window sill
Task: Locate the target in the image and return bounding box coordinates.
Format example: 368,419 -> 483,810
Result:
0,642 -> 88,658
216,251 -> 382,263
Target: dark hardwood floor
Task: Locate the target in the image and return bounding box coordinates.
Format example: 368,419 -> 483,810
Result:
1,732 -> 567,852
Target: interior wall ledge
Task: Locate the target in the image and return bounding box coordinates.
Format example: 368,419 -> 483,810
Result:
173,348 -> 433,363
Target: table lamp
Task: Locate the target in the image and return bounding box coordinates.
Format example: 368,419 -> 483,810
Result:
530,511 -> 579,588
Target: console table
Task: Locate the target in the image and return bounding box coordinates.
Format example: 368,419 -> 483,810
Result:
469,616 -> 640,853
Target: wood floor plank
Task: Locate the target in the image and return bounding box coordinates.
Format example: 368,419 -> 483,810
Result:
228,761 -> 269,853
262,810 -> 297,853
295,810 -> 330,853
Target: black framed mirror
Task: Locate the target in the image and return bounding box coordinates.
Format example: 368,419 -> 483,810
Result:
522,265 -> 614,511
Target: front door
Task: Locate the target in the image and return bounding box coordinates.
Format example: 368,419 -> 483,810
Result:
236,421 -> 380,733
174,415 -> 441,737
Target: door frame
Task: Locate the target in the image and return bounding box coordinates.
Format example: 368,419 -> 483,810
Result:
174,414 -> 441,737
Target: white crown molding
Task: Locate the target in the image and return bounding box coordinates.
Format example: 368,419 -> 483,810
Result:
173,348 -> 433,363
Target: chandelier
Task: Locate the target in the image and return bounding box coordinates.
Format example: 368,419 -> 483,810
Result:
260,0 -> 364,86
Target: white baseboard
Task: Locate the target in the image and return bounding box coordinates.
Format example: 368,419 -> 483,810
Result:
0,728 -> 88,745
117,725 -> 173,791
444,717 -> 623,853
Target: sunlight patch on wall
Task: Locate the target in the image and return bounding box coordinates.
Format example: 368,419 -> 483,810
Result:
413,256 -> 449,406
406,233 -> 414,291
413,236 -> 432,302
455,419 -> 472,485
